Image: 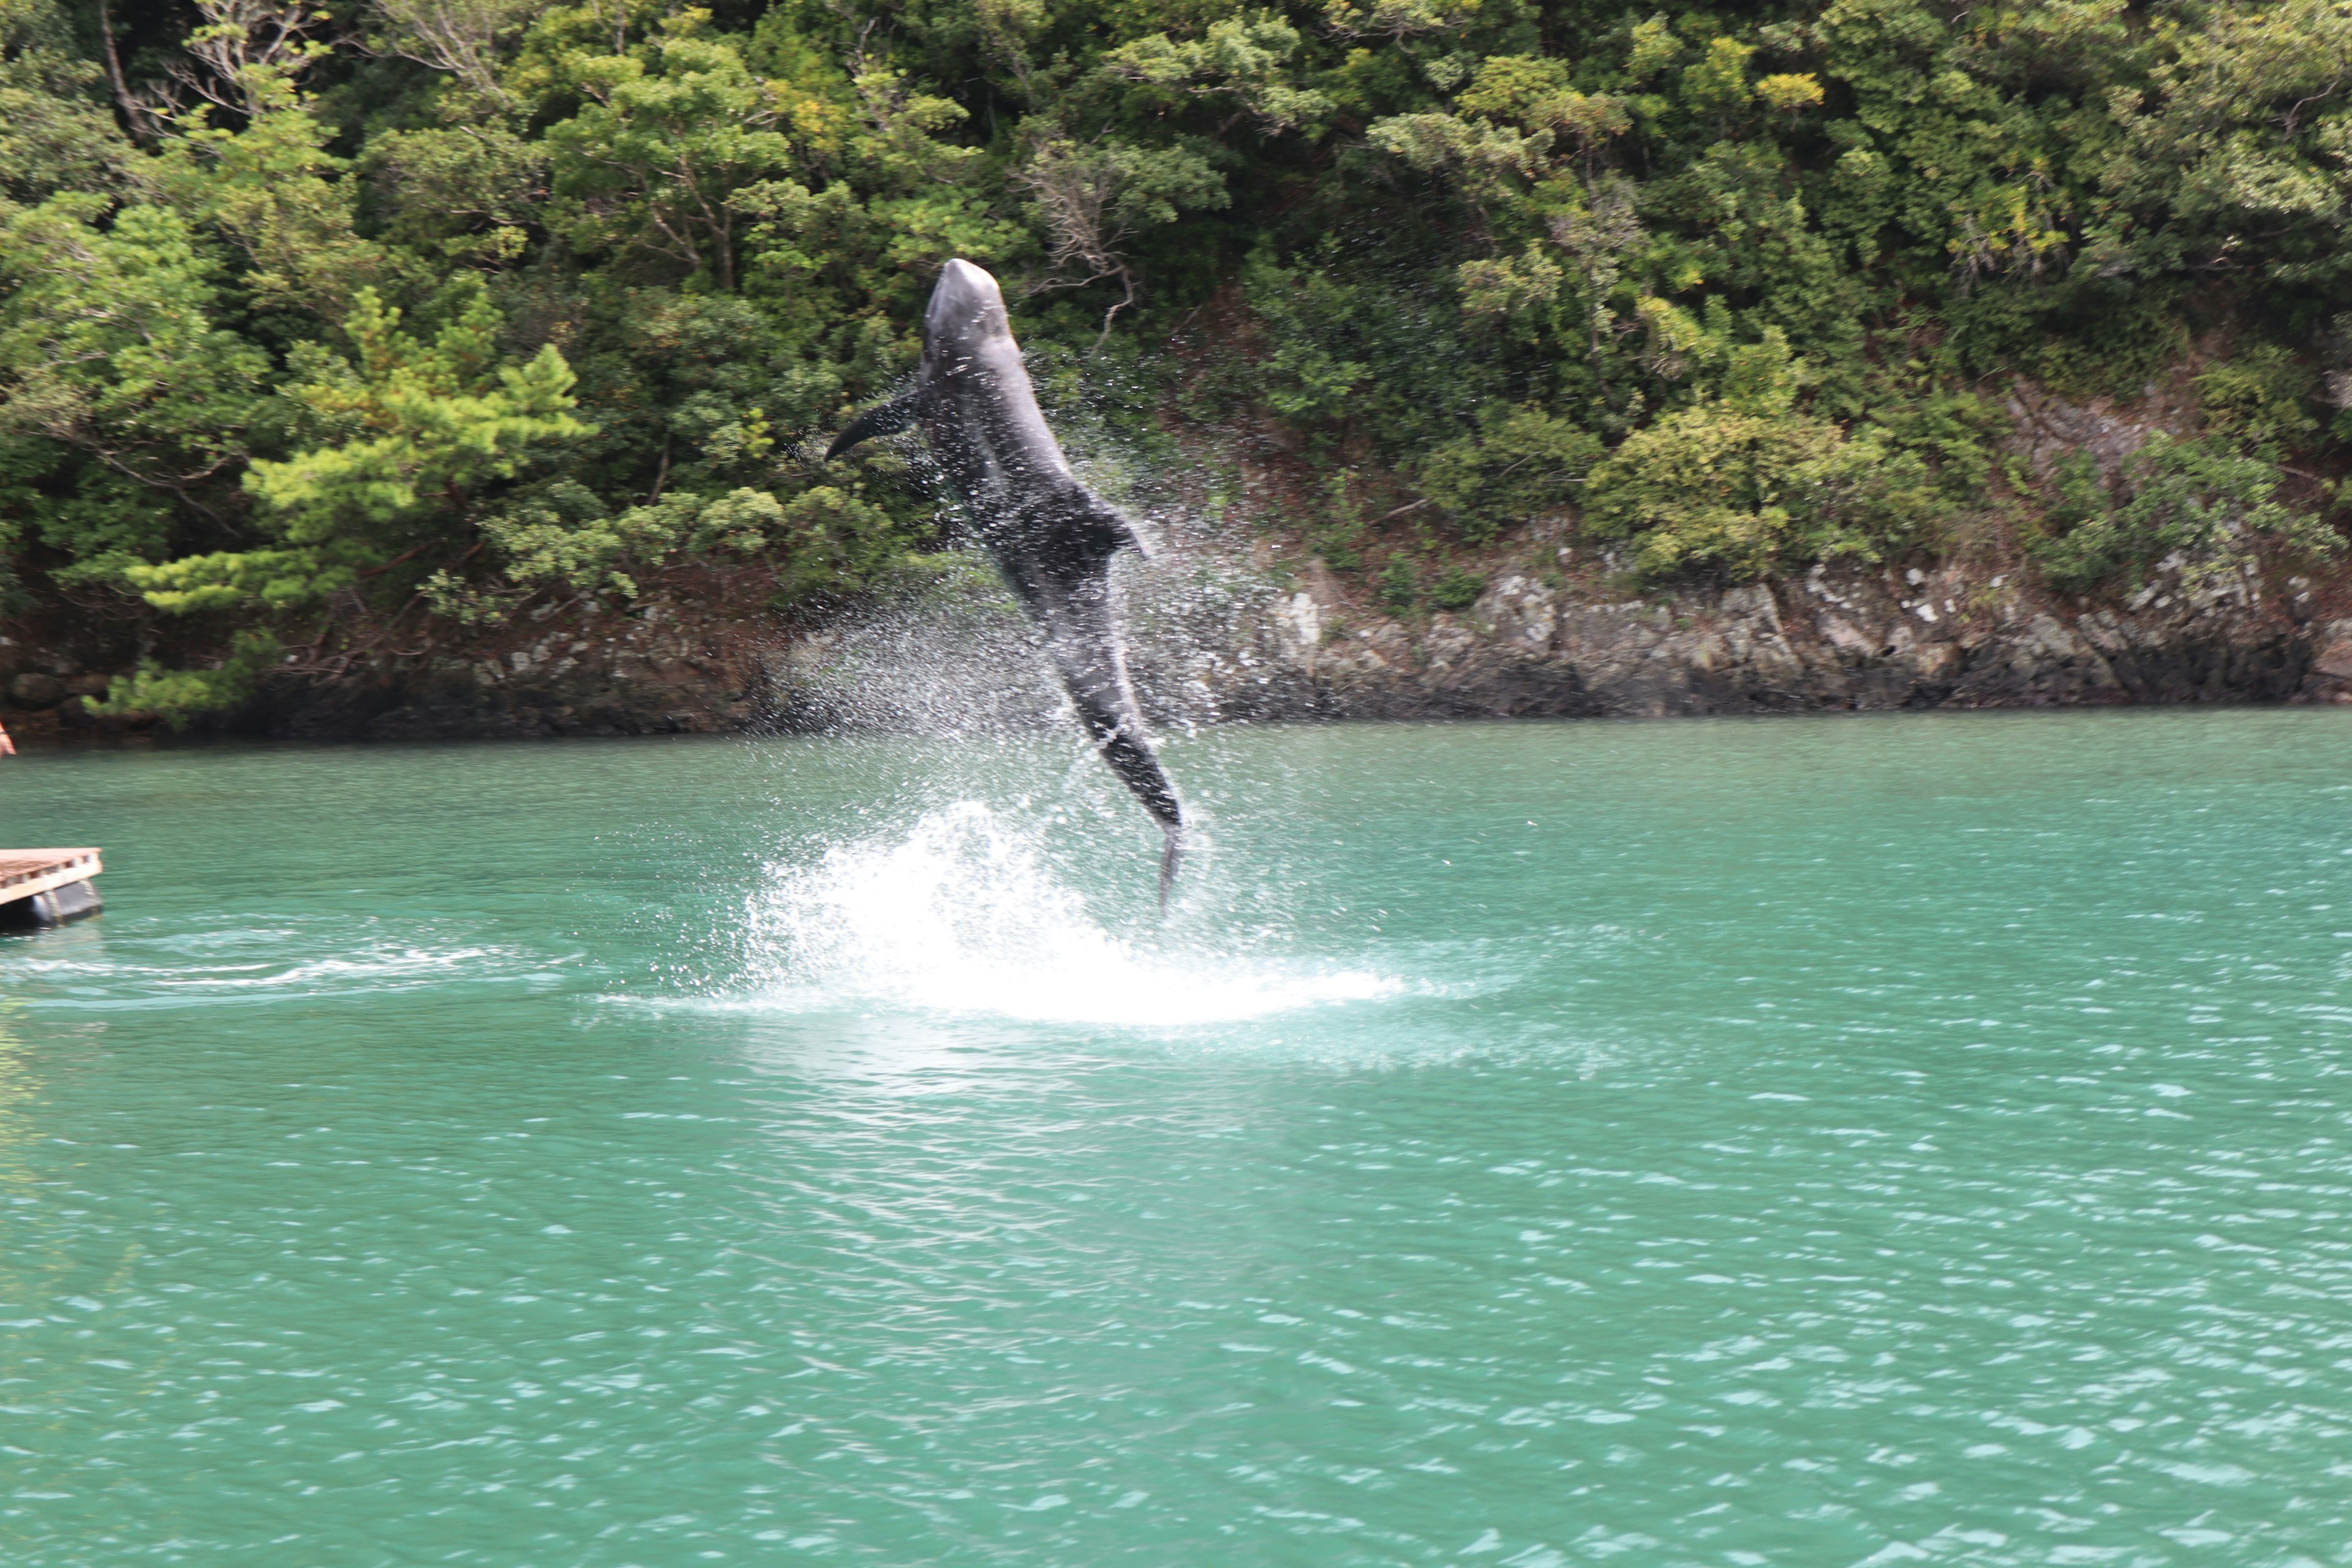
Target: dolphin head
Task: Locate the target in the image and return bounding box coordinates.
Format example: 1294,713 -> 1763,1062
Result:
923,259 -> 1012,368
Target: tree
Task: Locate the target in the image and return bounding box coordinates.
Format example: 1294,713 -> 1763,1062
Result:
127,282 -> 583,617
1016,134 -> 1226,337
0,198 -> 269,551
540,16 -> 801,290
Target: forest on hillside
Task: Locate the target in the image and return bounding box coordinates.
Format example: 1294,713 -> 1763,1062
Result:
6,0 -> 2352,718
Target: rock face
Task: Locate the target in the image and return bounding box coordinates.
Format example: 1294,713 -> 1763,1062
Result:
8,671 -> 64,707
0,598 -> 777,745
766,545 -> 2336,735
1237,562 -> 2316,720
265,601 -> 777,741
3,540 -> 2346,744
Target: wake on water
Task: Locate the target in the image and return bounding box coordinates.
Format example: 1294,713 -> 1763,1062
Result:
726,802 -> 1400,1027
2,916 -> 573,1010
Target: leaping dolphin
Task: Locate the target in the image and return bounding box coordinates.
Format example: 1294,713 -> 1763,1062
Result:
825,258 -> 1185,898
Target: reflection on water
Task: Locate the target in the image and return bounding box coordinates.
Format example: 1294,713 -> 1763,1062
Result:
1,713 -> 2350,1566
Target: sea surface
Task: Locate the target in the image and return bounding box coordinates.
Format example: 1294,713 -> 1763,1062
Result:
3,710 -> 2350,1566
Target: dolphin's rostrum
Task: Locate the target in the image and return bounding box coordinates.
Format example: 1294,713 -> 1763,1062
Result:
826,259 -> 1185,897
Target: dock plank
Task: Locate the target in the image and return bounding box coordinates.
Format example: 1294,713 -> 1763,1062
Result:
0,849 -> 104,902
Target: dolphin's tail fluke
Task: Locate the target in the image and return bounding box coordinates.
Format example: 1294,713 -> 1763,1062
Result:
1080,718 -> 1184,903
1158,821 -> 1183,911
1078,716 -> 1183,908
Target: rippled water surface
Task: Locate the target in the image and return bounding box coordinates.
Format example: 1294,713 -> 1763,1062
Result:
5,712 -> 2352,1566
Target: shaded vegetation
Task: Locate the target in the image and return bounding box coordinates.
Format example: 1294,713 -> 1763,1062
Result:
2,0 -> 2350,716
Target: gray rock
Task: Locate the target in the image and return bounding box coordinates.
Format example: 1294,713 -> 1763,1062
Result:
9,672 -> 64,707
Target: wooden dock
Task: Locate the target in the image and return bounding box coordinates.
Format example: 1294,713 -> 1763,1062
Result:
0,848 -> 104,927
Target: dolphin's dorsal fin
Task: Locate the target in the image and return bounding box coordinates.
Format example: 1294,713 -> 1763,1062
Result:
1079,491 -> 1151,562
824,390 -> 921,461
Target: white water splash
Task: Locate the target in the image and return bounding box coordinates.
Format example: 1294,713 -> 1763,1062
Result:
733,802 -> 1398,1026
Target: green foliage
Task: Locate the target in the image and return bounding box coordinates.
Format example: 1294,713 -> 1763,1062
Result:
476,485 -> 691,600
539,19 -> 803,292
0,0 -> 138,202
1413,405 -> 1599,545
157,55 -> 383,318
1376,554 -> 1419,609
1099,13 -> 1332,135
255,286 -> 582,544
2101,0 -> 2352,288
92,630 -> 281,726
767,484 -> 921,604
2031,450 -> 2119,594
1017,132 -> 1229,322
1428,564 -> 1483,609
1584,401 -> 1929,584
2196,347 -> 2320,450
127,282 -> 585,616
0,198 -> 268,510
427,482 -> 807,612
2030,435 -> 2340,594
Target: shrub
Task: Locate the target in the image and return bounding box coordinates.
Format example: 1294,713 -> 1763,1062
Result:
1412,406 -> 1602,545
1581,401 -> 1926,582
1376,554 -> 1419,609
2030,434 -> 2340,594
1429,565 -> 1484,609
2195,347 -> 2320,450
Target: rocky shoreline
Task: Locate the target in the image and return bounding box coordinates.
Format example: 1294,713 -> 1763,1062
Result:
6,532 -> 2350,747
1190,555 -> 2336,722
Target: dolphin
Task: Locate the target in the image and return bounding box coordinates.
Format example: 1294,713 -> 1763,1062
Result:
825,258 -> 1185,898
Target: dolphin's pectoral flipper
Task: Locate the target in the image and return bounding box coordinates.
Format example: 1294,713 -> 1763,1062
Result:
824,390 -> 921,461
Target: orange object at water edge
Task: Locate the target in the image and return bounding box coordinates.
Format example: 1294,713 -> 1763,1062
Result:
0,848 -> 103,928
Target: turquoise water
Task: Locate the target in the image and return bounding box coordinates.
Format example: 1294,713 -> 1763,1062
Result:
4,710 -> 2351,1566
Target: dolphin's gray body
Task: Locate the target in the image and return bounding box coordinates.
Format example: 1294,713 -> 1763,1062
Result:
826,259 -> 1185,894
